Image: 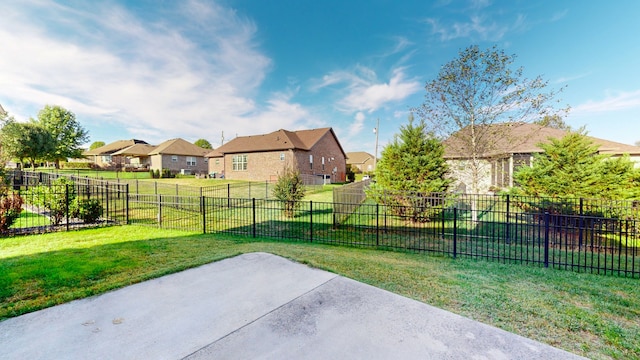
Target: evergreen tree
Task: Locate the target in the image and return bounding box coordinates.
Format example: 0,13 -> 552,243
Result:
368,114 -> 451,222
272,163 -> 306,218
512,131 -> 640,199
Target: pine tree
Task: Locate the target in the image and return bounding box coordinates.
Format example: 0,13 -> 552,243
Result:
512,131 -> 640,200
369,114 -> 451,222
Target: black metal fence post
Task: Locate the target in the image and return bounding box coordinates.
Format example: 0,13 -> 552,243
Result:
310,200 -> 313,242
105,185 -> 110,223
158,194 -> 163,227
65,184 -> 70,231
544,211 -> 550,268
227,184 -> 231,208
376,203 -> 380,247
505,194 -> 511,244
252,198 -> 256,238
453,207 -> 457,258
201,196 -> 206,234
125,184 -> 130,224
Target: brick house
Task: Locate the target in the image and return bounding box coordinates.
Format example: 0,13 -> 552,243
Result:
346,151 -> 376,172
206,128 -> 347,183
147,138 -> 210,175
444,122 -> 640,194
83,139 -> 150,169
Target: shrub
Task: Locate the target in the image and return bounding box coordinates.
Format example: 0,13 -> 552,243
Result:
61,161 -> 93,169
0,192 -> 24,232
24,177 -> 76,225
71,198 -> 103,223
272,165 -> 306,218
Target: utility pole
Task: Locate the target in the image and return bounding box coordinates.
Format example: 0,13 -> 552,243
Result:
373,118 -> 379,171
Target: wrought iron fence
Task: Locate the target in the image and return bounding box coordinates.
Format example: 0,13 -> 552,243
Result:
5,170 -> 640,278
5,172 -> 128,235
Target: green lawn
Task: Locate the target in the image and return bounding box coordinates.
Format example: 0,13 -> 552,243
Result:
0,225 -> 638,359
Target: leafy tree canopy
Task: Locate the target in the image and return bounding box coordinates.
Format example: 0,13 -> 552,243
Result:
534,114 -> 571,131
414,45 -> 567,193
32,105 -> 89,166
89,141 -> 105,150
511,131 -> 640,199
194,138 -> 213,149
0,119 -> 55,167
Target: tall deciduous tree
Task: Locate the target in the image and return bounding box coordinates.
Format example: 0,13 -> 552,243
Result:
0,119 -> 55,167
511,131 -> 640,200
33,105 -> 89,167
415,45 -> 567,195
194,139 -> 213,149
368,114 -> 450,222
89,141 -> 105,150
534,114 -> 571,130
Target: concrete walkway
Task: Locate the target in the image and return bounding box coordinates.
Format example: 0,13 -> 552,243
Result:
0,252 -> 585,359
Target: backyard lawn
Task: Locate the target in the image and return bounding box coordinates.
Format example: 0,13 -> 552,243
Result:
0,225 -> 638,359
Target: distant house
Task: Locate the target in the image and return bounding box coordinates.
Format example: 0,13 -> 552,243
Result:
84,139 -> 150,169
444,123 -> 640,194
147,138 -> 210,175
206,128 -> 347,183
111,143 -> 157,170
346,151 -> 376,172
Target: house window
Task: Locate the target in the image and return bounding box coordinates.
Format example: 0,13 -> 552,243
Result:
101,155 -> 112,163
186,156 -> 196,166
280,153 -> 285,161
215,159 -> 220,165
232,154 -> 248,171
171,155 -> 178,162
322,157 -> 325,171
309,155 -> 313,169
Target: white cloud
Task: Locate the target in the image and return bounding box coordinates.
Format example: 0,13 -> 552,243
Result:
338,67 -> 422,113
571,90 -> 640,115
425,15 -> 511,41
0,0 -> 312,144
349,112 -> 366,136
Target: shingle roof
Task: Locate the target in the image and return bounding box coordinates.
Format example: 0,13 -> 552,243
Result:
84,139 -> 149,156
346,152 -> 375,164
443,123 -> 640,159
111,144 -> 157,156
148,138 -> 211,157
206,128 -> 345,157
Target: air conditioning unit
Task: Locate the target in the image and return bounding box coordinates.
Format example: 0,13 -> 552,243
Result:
180,169 -> 191,175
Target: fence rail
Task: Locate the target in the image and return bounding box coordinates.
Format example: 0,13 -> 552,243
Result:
5,171 -> 640,278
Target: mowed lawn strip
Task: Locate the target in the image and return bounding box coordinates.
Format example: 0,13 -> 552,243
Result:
1,225 -> 638,359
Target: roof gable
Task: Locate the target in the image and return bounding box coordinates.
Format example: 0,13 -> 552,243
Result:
148,138 -> 210,157
84,139 -> 149,155
346,152 -> 375,164
111,144 -> 157,156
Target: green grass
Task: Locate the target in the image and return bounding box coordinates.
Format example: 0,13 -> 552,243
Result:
0,225 -> 638,359
10,210 -> 50,229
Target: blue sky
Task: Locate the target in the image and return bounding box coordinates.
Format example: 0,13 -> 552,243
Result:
1,0 -> 639,154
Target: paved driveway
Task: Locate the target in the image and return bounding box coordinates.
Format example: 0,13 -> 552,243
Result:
0,252 -> 585,359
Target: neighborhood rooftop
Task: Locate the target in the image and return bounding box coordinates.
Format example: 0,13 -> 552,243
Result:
443,123 -> 640,159
206,128 -> 346,157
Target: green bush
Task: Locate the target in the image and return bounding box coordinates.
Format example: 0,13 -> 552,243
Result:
24,177 -> 76,225
272,165 -> 306,218
0,192 -> 23,232
71,198 -> 103,223
61,161 -> 93,169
